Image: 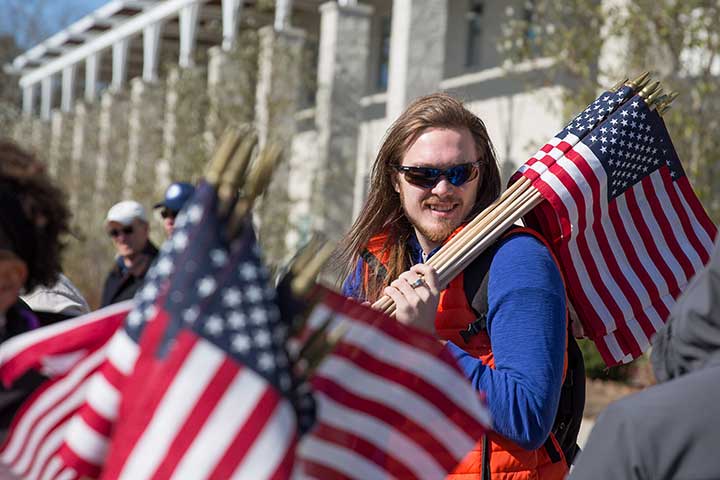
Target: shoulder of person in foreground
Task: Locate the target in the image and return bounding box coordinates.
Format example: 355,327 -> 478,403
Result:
569,361 -> 720,480
21,273 -> 90,323
652,234 -> 720,383
444,232 -> 566,449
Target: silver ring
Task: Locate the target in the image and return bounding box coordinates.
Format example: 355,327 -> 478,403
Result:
410,278 -> 425,289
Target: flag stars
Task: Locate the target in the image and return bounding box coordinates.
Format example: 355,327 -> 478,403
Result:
127,310 -> 143,327
173,231 -> 189,251
141,283 -> 158,301
250,307 -> 268,326
228,312 -> 247,329
210,249 -> 228,267
197,276 -> 216,297
223,288 -> 242,308
232,334 -> 251,353
245,285 -> 264,303
254,330 -> 272,348
156,257 -> 173,276
183,307 -> 200,324
205,315 -> 224,336
257,353 -> 275,372
186,204 -> 203,224
239,263 -> 258,281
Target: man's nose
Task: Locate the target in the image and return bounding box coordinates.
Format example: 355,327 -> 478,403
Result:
431,176 -> 455,195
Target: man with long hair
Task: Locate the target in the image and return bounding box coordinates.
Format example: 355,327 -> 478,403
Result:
338,93 -> 569,479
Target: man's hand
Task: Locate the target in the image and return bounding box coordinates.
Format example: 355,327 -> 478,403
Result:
382,263 -> 440,334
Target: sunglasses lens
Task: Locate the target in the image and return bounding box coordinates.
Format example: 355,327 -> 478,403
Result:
108,226 -> 134,237
402,168 -> 440,188
161,209 -> 177,219
446,164 -> 477,187
398,163 -> 478,188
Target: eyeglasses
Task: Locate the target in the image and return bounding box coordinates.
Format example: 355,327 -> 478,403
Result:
160,208 -> 178,219
108,225 -> 134,238
393,162 -> 481,189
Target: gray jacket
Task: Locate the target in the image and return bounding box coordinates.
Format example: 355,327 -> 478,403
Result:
570,235 -> 720,480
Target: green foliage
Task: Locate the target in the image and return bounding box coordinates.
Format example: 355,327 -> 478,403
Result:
578,338 -> 635,382
499,1 -> 720,222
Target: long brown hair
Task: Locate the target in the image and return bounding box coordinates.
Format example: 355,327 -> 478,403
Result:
337,93 -> 501,300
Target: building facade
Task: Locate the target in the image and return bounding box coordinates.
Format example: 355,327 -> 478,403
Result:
7,0 -> 568,268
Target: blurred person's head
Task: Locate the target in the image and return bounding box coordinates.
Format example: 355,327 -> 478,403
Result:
105,201 -> 150,263
0,141 -> 71,314
154,182 -> 195,237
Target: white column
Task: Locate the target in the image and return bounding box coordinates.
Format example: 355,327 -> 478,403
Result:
179,2 -> 201,67
112,38 -> 130,90
22,84 -> 36,116
311,1 -> 373,239
274,0 -> 294,31
85,52 -> 101,102
143,22 -> 163,82
386,0 -> 448,121
221,0 -> 244,51
40,76 -> 54,120
61,65 -> 76,112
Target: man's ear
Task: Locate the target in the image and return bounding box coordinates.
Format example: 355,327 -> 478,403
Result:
392,173 -> 400,193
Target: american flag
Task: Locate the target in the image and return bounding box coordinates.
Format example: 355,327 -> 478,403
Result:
0,175 -> 202,480
294,289 -> 491,479
0,300 -> 132,480
0,180 -> 305,480
516,90 -> 717,365
100,181 -> 303,479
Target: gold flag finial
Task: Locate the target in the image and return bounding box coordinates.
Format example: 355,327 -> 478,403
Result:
638,80 -> 660,98
609,77 -> 629,92
656,91 -> 679,115
626,71 -> 650,91
645,88 -> 665,107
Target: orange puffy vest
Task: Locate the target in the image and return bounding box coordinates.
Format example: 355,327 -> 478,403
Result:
361,227 -> 569,480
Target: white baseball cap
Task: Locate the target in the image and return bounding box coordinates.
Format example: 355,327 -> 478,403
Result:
105,200 -> 147,226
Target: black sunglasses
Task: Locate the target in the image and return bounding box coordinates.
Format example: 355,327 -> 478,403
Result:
108,225 -> 134,238
160,208 -> 178,219
393,162 -> 481,189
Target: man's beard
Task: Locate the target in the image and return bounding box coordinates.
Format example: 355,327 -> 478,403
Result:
399,191 -> 462,245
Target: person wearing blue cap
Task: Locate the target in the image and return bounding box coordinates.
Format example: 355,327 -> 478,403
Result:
154,182 -> 196,237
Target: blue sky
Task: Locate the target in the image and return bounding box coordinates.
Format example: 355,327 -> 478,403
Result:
1,0 -> 109,49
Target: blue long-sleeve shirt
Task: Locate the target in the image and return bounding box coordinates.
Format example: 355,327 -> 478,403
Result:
342,233 -> 566,450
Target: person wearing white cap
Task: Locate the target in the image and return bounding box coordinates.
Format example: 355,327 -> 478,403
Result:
100,200 -> 158,307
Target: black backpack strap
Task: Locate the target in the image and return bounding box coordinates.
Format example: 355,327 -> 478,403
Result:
459,229 -> 522,343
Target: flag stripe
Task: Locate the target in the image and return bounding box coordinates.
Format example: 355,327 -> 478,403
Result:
331,343 -> 485,431
113,335 -> 223,480
1,347 -> 105,470
309,422 -> 417,479
0,302 -> 131,386
176,365 -> 277,479
298,436 -> 394,480
227,398 -> 296,480
312,371 -> 459,468
676,179 -> 717,248
149,357 -> 240,479
313,392 -> 446,479
309,303 -> 489,426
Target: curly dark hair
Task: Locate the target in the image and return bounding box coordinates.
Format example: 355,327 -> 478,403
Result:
0,140 -> 71,291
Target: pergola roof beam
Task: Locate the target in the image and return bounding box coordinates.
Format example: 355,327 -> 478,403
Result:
19,0 -> 212,88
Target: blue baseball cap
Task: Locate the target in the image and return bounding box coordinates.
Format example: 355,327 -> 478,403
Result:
154,182 -> 195,212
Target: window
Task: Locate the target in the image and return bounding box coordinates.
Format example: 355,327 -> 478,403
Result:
465,0 -> 484,67
376,16 -> 391,91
